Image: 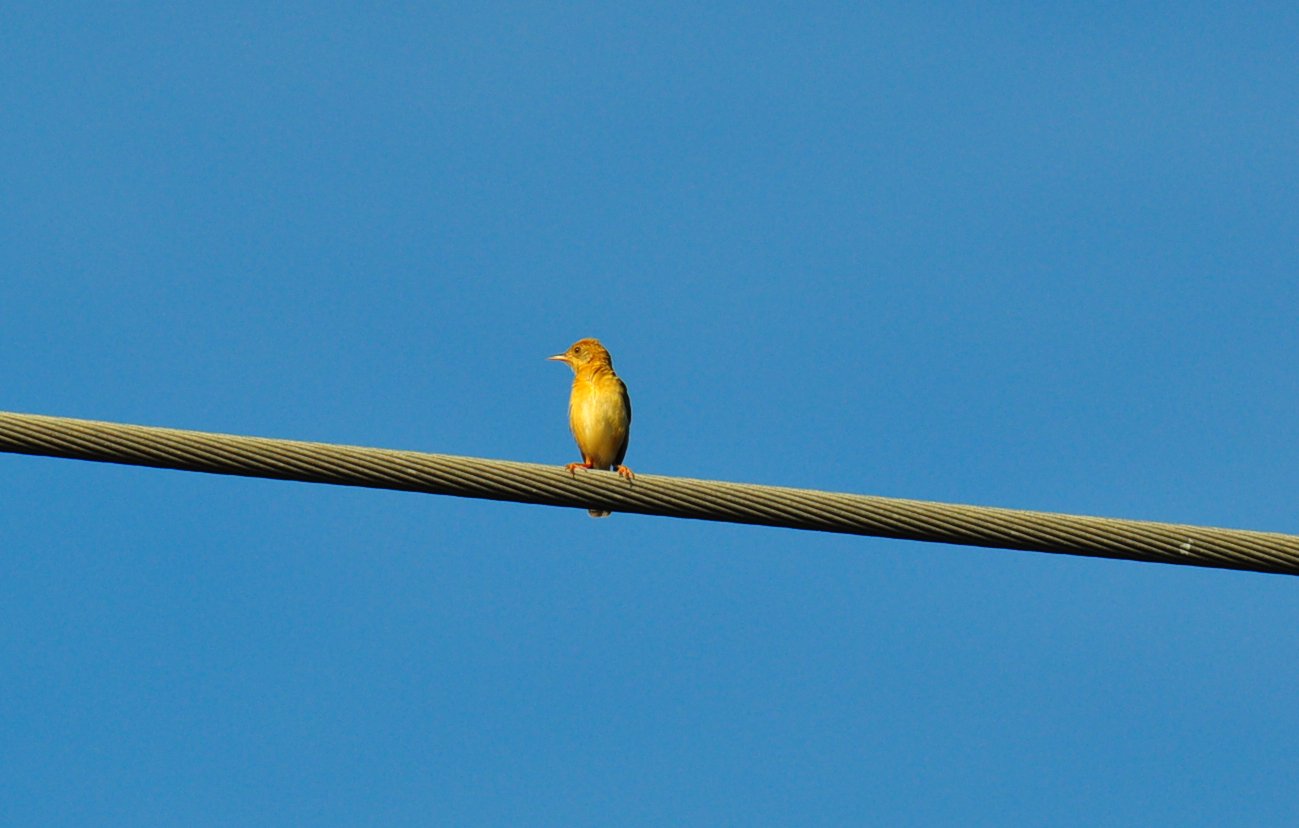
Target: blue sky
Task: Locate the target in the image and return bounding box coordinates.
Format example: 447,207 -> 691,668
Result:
3,3 -> 1299,824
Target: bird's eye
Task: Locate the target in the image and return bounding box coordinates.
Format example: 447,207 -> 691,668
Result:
573,346 -> 583,355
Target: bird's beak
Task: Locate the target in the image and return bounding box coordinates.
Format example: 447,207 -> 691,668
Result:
546,353 -> 568,364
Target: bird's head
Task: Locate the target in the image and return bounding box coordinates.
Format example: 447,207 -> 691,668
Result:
547,338 -> 612,373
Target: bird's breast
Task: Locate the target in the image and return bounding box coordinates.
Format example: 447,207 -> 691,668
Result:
569,376 -> 630,468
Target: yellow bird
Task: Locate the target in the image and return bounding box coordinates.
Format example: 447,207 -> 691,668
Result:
547,337 -> 634,518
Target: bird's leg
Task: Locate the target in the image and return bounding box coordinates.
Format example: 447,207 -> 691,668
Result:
565,460 -> 594,476
616,465 -> 634,481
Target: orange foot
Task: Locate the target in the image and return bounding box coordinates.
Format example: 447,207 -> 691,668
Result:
616,465 -> 635,481
565,461 -> 593,477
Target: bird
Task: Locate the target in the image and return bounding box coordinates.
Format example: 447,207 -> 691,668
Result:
547,337 -> 633,517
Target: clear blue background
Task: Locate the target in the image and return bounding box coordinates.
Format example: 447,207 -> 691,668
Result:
3,4 -> 1298,824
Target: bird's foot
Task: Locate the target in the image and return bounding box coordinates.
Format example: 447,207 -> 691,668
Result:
565,461 -> 593,477
616,465 -> 634,481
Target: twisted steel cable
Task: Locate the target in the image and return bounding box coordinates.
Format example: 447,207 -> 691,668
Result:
1,410 -> 1296,575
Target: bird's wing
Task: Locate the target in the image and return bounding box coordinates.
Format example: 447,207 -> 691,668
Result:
613,377 -> 632,467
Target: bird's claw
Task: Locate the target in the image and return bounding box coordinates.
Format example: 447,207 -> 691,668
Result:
616,465 -> 634,481
565,462 -> 592,477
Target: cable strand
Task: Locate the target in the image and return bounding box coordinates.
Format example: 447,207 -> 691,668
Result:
0,410 -> 1295,575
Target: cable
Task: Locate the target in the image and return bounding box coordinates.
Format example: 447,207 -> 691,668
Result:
0,409 -> 1295,575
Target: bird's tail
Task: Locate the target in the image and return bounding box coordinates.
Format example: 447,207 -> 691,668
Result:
588,509 -> 612,518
